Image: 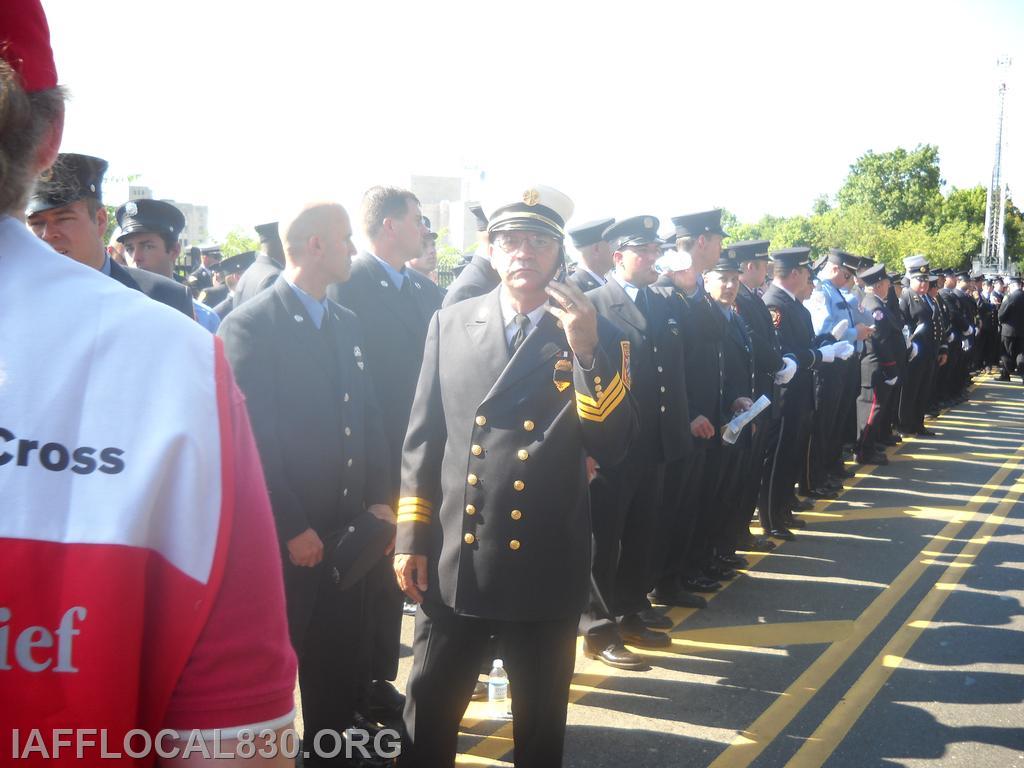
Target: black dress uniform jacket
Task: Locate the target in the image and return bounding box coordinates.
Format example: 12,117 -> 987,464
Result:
219,278 -> 391,545
735,282 -> 785,404
588,279 -> 693,462
566,266 -> 604,293
328,253 -> 444,485
997,289 -> 1024,337
900,292 -> 946,356
761,284 -> 826,408
233,252 -> 283,307
109,260 -> 194,318
665,288 -> 730,429
396,288 -> 638,622
861,293 -> 901,385
441,253 -> 500,308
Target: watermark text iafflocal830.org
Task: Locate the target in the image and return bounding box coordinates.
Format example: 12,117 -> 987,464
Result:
7,728 -> 402,761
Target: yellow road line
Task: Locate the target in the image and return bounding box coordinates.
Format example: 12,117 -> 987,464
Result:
785,478 -> 1023,767
458,390 -> 982,763
706,441 -> 1024,768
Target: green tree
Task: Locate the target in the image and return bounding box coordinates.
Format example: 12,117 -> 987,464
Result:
103,205 -> 118,244
220,228 -> 260,258
837,144 -> 943,228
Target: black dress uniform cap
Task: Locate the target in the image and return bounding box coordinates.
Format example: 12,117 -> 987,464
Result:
811,254 -> 828,272
115,199 -> 186,242
568,218 -> 615,249
254,221 -> 280,243
26,152 -> 108,216
770,246 -> 813,270
858,261 -> 888,285
422,215 -> 438,241
671,209 -> 729,238
200,245 -> 222,259
826,248 -> 861,271
603,215 -> 662,249
660,232 -> 678,250
889,271 -> 904,282
484,185 -> 574,238
727,238 -> 771,262
211,250 -> 258,276
707,249 -> 743,273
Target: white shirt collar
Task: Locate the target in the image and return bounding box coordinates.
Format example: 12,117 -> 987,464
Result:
579,265 -> 607,286
612,271 -> 640,301
776,282 -> 798,302
499,288 -> 549,348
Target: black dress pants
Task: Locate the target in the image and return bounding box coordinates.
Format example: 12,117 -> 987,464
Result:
581,458 -> 664,645
284,560 -> 365,766
401,602 -> 578,768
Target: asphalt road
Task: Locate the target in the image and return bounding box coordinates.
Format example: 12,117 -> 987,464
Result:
386,374 -> 1024,767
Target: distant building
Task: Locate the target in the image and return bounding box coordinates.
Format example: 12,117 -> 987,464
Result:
410,170 -> 485,251
165,200 -> 209,247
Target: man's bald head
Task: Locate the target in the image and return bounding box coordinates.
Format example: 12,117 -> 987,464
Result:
280,202 -> 356,291
282,202 -> 348,262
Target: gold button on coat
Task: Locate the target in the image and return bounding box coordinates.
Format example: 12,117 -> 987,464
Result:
517,449 -> 529,461
660,405 -> 666,412
523,420 -> 535,431
464,533 -> 475,544
466,504 -> 477,516
513,480 -> 525,491
476,415 -> 487,426
594,376 -> 602,384
510,509 -> 522,520
471,444 -> 483,456
468,473 -> 479,486
344,427 -> 351,436
509,539 -> 521,551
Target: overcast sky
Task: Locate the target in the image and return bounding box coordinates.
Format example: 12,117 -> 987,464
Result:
45,0 -> 1023,243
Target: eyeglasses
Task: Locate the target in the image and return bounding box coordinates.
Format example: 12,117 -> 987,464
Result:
493,232 -> 557,253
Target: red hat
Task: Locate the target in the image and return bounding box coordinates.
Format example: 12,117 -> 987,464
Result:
0,0 -> 58,93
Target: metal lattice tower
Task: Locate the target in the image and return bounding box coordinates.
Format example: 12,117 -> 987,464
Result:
981,57 -> 1011,274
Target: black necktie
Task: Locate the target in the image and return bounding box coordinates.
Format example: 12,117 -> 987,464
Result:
509,313 -> 531,357
635,287 -> 651,320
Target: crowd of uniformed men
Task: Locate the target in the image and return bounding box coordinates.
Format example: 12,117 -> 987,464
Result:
25,155 -> 1024,766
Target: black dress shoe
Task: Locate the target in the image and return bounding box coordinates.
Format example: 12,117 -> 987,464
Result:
352,712 -> 388,741
878,436 -> 898,446
619,619 -> 672,649
716,552 -> 748,567
787,496 -> 814,511
806,488 -> 837,499
636,607 -> 674,630
769,528 -> 795,541
740,536 -> 776,552
683,575 -> 722,592
368,679 -> 405,720
785,516 -> 806,529
583,641 -> 647,670
471,679 -> 488,701
917,428 -> 936,437
650,587 -> 707,609
704,564 -> 737,581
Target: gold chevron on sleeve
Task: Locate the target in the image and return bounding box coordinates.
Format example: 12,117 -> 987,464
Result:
397,496 -> 433,523
397,511 -> 432,525
576,373 -> 626,422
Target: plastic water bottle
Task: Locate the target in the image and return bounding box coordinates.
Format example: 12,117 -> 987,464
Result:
487,659 -> 510,719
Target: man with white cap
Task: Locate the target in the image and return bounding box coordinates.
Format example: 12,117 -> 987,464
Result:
394,184 -> 637,767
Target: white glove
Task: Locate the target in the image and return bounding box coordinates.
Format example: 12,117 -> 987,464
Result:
968,324 -> 976,336
902,325 -> 912,349
774,356 -> 798,385
831,318 -> 850,340
833,340 -> 856,360
913,322 -> 927,338
819,344 -> 836,364
909,342 -> 919,362
885,376 -> 899,386
963,339 -> 972,352
947,331 -> 955,342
